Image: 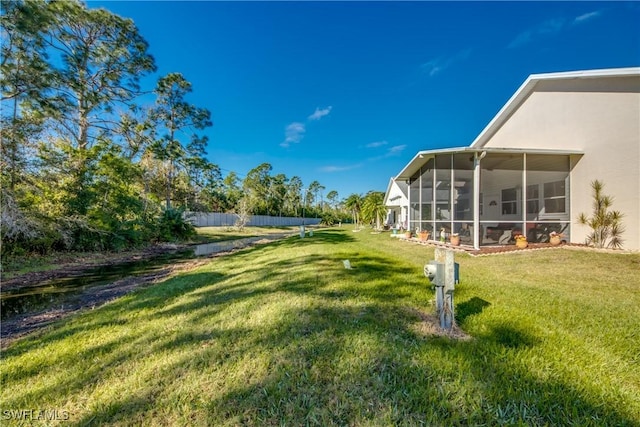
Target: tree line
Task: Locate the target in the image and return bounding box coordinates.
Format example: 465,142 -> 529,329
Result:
1,0 -> 387,257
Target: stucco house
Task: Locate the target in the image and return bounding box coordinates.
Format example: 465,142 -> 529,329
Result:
386,67 -> 640,250
383,178 -> 408,229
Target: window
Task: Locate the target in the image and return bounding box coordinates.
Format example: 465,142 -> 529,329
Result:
502,188 -> 518,215
544,180 -> 566,213
526,184 -> 540,214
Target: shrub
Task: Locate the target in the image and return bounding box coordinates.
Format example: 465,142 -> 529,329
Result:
321,211 -> 339,226
156,207 -> 196,242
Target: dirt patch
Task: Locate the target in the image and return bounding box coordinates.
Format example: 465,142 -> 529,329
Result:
405,307 -> 472,341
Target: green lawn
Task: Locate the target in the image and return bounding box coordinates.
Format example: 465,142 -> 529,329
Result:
2,228 -> 639,426
191,225 -> 300,244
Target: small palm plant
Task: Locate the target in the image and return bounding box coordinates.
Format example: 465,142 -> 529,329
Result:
577,180 -> 625,249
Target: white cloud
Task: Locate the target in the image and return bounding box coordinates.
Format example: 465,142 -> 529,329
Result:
320,143 -> 405,173
281,106 -> 332,148
308,106 -> 332,121
366,140 -> 388,148
508,11 -> 602,49
538,18 -> 565,34
319,164 -> 363,173
387,145 -> 406,155
421,59 -> 443,77
366,144 -> 407,162
421,49 -> 471,77
508,17 -> 567,49
573,10 -> 602,25
507,31 -> 533,49
280,122 -> 306,148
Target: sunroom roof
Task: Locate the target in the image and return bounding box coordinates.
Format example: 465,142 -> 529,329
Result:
395,147 -> 583,181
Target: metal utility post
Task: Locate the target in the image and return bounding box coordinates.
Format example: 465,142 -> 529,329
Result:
425,248 -> 458,330
425,261 -> 445,316
300,188 -> 307,238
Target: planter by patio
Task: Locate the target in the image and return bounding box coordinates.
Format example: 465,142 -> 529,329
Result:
515,240 -> 528,249
450,234 -> 460,246
404,231 -> 412,239
419,232 -> 429,241
549,235 -> 562,246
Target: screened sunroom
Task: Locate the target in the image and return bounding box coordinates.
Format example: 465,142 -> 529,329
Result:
396,148 -> 581,249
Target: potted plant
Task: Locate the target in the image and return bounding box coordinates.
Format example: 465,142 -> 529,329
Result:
514,234 -> 528,249
549,231 -> 564,246
449,233 -> 460,246
418,228 -> 429,241
404,229 -> 412,239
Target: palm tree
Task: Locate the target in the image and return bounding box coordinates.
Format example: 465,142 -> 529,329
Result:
361,191 -> 387,230
344,193 -> 363,229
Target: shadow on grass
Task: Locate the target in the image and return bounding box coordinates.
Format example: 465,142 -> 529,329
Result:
65,301 -> 635,426
487,324 -> 540,348
280,228 -> 357,247
456,296 -> 491,325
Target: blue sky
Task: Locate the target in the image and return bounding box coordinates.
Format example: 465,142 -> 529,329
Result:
89,1 -> 640,199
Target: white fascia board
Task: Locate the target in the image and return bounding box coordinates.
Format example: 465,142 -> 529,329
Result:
528,67 -> 640,81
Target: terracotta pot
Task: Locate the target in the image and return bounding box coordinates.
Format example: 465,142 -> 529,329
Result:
549,235 -> 561,246
450,235 -> 460,246
419,232 -> 429,241
515,240 -> 528,249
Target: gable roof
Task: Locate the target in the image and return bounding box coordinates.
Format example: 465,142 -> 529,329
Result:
383,177 -> 408,206
470,67 -> 640,148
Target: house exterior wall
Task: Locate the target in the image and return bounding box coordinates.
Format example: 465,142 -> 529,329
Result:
479,76 -> 640,249
384,180 -> 409,228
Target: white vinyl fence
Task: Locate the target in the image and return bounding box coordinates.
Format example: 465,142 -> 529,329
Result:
186,212 -> 322,227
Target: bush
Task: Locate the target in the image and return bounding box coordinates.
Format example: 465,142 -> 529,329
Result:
155,208 -> 196,242
320,211 -> 339,226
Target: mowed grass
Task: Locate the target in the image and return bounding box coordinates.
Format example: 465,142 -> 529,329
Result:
192,225 -> 299,243
1,228 -> 639,426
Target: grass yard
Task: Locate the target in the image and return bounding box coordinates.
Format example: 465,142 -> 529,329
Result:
192,225 -> 300,244
1,228 -> 639,426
